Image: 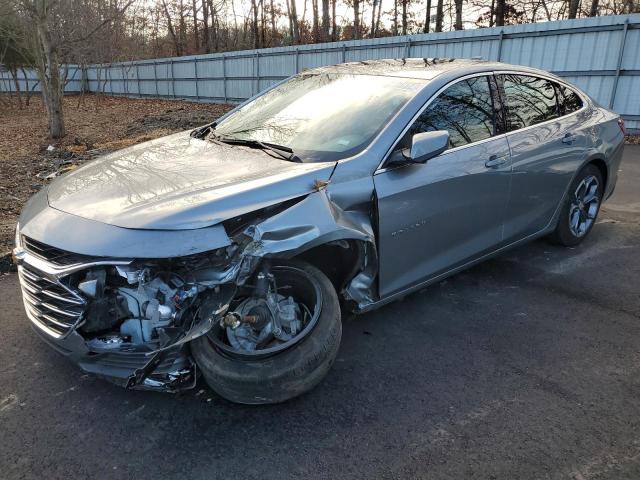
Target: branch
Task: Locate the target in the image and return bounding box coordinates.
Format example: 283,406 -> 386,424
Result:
64,0 -> 135,46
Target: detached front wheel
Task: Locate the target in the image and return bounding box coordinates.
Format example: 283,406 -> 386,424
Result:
191,259 -> 342,404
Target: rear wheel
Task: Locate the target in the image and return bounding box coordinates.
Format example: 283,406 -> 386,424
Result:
549,164 -> 603,246
191,259 -> 341,404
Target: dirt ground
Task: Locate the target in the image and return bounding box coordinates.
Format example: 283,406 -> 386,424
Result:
0,94 -> 232,270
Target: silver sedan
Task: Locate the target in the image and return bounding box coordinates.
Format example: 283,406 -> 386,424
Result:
14,59 -> 625,403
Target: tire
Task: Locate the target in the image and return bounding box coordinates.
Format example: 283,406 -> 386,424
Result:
191,259 -> 342,405
548,164 -> 603,247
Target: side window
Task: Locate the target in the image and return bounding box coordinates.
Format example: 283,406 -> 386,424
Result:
501,74 -> 560,131
408,76 -> 495,149
557,84 -> 583,115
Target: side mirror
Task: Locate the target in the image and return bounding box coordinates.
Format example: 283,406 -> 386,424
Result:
403,130 -> 449,164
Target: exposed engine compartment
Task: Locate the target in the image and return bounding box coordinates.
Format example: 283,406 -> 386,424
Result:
74,250 -> 235,354
56,244 -> 314,391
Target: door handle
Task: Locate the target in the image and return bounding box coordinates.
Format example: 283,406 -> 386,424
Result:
485,155 -> 508,169
562,133 -> 577,144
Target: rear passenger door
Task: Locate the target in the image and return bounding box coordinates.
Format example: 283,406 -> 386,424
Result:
498,73 -> 589,241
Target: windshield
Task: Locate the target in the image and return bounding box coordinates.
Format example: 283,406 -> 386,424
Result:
215,73 -> 427,162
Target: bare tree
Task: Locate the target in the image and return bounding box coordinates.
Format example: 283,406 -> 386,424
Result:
402,0 -> 407,34
423,0 -> 432,32
14,0 -> 133,138
568,0 -> 581,17
454,0 -> 464,28
322,0 -> 330,40
353,0 -> 361,39
201,0 -> 210,52
435,0 -> 444,31
495,0 -> 505,25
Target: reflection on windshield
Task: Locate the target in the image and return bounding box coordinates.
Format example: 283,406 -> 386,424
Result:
215,73 -> 426,162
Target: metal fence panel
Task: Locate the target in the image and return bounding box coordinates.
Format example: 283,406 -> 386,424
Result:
1,14 -> 639,130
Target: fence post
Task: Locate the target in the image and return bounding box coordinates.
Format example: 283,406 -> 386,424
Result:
222,54 -> 228,103
342,44 -> 347,63
610,18 -> 629,109
153,61 -> 159,96
170,59 -> 176,98
295,47 -> 300,73
194,58 -> 200,101
123,65 -> 129,95
254,51 -> 260,96
135,63 -> 141,97
496,30 -> 504,62
405,38 -> 412,58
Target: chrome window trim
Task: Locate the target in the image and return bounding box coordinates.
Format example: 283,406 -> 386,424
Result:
375,69 -> 589,175
494,70 -> 589,139
375,72 -> 496,174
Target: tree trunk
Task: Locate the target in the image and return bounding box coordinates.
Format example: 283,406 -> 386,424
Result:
202,0 -> 210,52
21,67 -> 32,107
489,0 -> 495,25
402,0 -> 407,35
311,0 -> 320,41
322,0 -> 330,41
454,0 -> 463,29
35,12 -> 65,138
260,0 -> 266,47
162,0 -> 183,55
252,0 -> 259,48
291,0 -> 300,43
495,0 -> 505,26
375,0 -> 382,35
10,69 -> 23,109
354,0 -> 360,39
589,0 -> 598,16
179,0 -> 187,53
270,0 -> 277,45
332,0 -> 337,40
424,0 -> 431,33
192,0 -> 200,51
393,0 -> 398,35
568,0 -> 580,18
371,0 -> 378,37
435,0 -> 444,32
286,0 -> 294,41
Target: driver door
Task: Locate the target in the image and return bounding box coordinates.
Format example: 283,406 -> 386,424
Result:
373,74 -> 512,298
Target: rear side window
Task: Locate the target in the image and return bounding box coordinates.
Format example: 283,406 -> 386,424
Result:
557,84 -> 583,115
500,74 -> 560,131
409,76 -> 495,149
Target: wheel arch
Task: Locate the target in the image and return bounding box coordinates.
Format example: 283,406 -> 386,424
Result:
293,239 -> 368,295
587,156 -> 608,191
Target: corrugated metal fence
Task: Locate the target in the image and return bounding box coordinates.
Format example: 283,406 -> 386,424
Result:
2,14 -> 639,130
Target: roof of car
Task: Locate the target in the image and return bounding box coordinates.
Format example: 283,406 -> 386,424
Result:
307,58 -> 528,80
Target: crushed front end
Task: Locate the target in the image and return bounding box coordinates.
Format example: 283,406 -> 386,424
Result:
14,235 -> 240,392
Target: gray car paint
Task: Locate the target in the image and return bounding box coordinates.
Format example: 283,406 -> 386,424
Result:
18,58 -> 625,312
374,125 -> 513,297
46,131 -> 336,230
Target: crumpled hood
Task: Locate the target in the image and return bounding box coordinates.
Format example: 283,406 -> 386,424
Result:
47,131 -> 336,230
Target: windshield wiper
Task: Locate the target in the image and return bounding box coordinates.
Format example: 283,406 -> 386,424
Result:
210,134 -> 301,163
190,121 -> 217,139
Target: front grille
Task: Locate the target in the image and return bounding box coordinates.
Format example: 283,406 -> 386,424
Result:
18,264 -> 86,338
22,236 -> 97,267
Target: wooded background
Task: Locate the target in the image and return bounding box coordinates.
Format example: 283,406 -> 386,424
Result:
1,0 -> 639,138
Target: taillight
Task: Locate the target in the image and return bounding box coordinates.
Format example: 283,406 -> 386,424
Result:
617,118 -> 627,135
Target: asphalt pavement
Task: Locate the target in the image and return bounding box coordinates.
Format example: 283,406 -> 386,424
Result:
1,146 -> 639,480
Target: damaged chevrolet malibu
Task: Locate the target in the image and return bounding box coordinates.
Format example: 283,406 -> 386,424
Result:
14,58 -> 625,404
